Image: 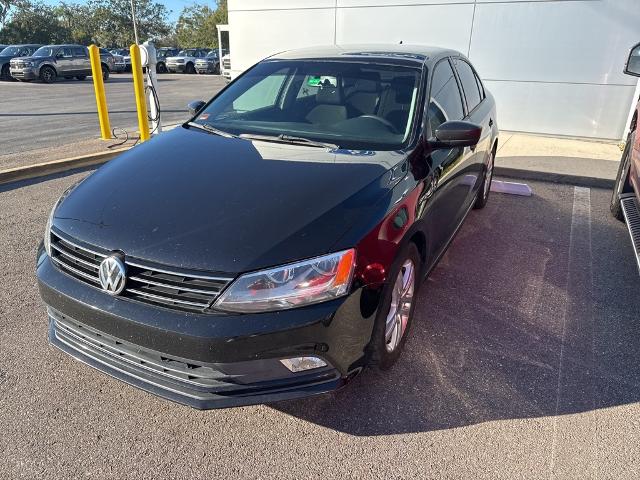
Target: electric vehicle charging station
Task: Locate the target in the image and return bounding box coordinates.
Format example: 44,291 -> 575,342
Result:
139,41 -> 162,135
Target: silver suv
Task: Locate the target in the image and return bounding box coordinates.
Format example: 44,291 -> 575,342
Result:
10,44 -> 110,83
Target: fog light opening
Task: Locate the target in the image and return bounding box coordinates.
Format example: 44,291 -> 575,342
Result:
280,356 -> 327,373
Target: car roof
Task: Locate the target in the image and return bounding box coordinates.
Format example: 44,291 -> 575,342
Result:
270,44 -> 461,65
43,44 -> 86,48
7,44 -> 42,48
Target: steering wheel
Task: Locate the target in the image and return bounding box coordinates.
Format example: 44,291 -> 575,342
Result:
358,115 -> 398,132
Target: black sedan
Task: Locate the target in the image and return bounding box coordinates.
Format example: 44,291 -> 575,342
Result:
37,45 -> 498,409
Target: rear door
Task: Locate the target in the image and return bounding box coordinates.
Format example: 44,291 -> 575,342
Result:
451,57 -> 493,204
72,47 -> 90,74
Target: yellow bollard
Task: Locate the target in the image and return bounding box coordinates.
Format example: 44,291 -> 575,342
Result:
130,44 -> 150,142
88,45 -> 111,140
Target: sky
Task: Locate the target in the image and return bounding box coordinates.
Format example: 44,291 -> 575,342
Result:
41,0 -> 217,24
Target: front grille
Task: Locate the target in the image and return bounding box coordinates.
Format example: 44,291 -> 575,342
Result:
222,59 -> 231,69
49,229 -> 233,313
51,311 -> 237,389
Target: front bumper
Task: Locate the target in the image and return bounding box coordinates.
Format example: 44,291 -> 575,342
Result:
167,63 -> 185,72
113,63 -> 126,72
10,68 -> 36,80
37,251 -> 378,408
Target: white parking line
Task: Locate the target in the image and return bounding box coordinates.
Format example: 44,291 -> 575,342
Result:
548,185 -> 592,479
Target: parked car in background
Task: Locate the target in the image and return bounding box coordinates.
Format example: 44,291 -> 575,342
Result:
221,53 -> 231,81
103,48 -> 125,73
98,48 -> 116,74
10,44 -> 109,83
155,47 -> 179,73
110,48 -> 131,71
195,50 -> 220,74
0,44 -> 41,80
37,45 -> 498,409
166,48 -> 209,74
611,41 -> 640,273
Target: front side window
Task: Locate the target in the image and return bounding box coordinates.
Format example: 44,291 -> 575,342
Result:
194,60 -> 422,151
33,47 -> 54,57
73,47 -> 86,57
453,58 -> 482,112
428,59 -> 464,134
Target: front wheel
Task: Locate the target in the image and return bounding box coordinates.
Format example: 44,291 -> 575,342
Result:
369,242 -> 421,370
474,147 -> 495,209
40,66 -> 56,84
1,64 -> 11,80
185,62 -> 195,74
611,130 -> 635,221
102,68 -> 109,82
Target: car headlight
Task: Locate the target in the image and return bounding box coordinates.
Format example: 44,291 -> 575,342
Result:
23,61 -> 33,67
176,59 -> 185,63
43,200 -> 58,256
44,180 -> 84,256
214,249 -> 356,313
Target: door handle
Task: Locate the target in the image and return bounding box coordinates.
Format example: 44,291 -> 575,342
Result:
489,118 -> 494,128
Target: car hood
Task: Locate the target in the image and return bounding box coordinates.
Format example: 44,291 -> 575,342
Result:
10,56 -> 38,62
54,127 -> 403,274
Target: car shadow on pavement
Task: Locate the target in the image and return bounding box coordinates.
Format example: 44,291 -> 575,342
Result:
272,184 -> 640,436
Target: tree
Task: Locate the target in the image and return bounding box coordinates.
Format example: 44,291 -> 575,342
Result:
85,0 -> 171,46
0,0 -> 23,29
0,1 -> 69,44
175,1 -> 227,48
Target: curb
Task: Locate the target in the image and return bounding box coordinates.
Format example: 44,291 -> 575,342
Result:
0,148 -> 130,186
494,166 -> 615,189
0,150 -> 615,190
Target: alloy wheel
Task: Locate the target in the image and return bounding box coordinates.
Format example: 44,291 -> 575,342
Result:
385,259 -> 415,353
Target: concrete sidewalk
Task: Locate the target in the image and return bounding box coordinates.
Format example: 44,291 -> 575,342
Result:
495,132 -> 623,187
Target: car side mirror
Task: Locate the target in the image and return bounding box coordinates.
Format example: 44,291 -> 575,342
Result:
429,121 -> 482,149
188,100 -> 206,116
624,42 -> 640,77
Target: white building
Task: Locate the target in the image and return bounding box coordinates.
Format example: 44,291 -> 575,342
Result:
226,0 -> 640,140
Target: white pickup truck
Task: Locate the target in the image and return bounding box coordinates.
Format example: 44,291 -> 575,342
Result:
166,48 -> 210,74
221,54 -> 232,81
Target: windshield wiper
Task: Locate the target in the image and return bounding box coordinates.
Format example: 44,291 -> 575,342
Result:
239,133 -> 338,149
187,121 -> 237,138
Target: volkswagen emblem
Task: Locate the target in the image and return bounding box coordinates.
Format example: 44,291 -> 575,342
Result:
98,256 -> 127,295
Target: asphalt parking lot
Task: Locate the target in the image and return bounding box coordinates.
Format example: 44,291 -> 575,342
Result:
1,173 -> 639,479
0,73 -> 226,157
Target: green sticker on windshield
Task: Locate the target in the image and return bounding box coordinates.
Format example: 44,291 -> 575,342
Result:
307,76 -> 322,86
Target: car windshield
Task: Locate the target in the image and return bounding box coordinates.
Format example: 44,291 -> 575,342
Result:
32,47 -> 54,57
206,52 -> 218,58
1,46 -> 20,55
177,49 -> 196,57
193,60 -> 422,151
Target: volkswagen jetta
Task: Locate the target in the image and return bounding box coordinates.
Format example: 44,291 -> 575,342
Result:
36,45 -> 498,408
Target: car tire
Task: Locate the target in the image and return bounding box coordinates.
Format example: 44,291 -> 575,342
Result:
1,64 -> 10,80
368,242 -> 421,370
40,66 -> 56,84
76,75 -> 86,81
102,68 -> 109,82
611,130 -> 635,221
474,146 -> 495,209
156,63 -> 167,74
186,62 -> 195,74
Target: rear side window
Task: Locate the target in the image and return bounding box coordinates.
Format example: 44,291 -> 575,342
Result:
428,59 -> 465,133
454,58 -> 482,112
73,47 -> 87,57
